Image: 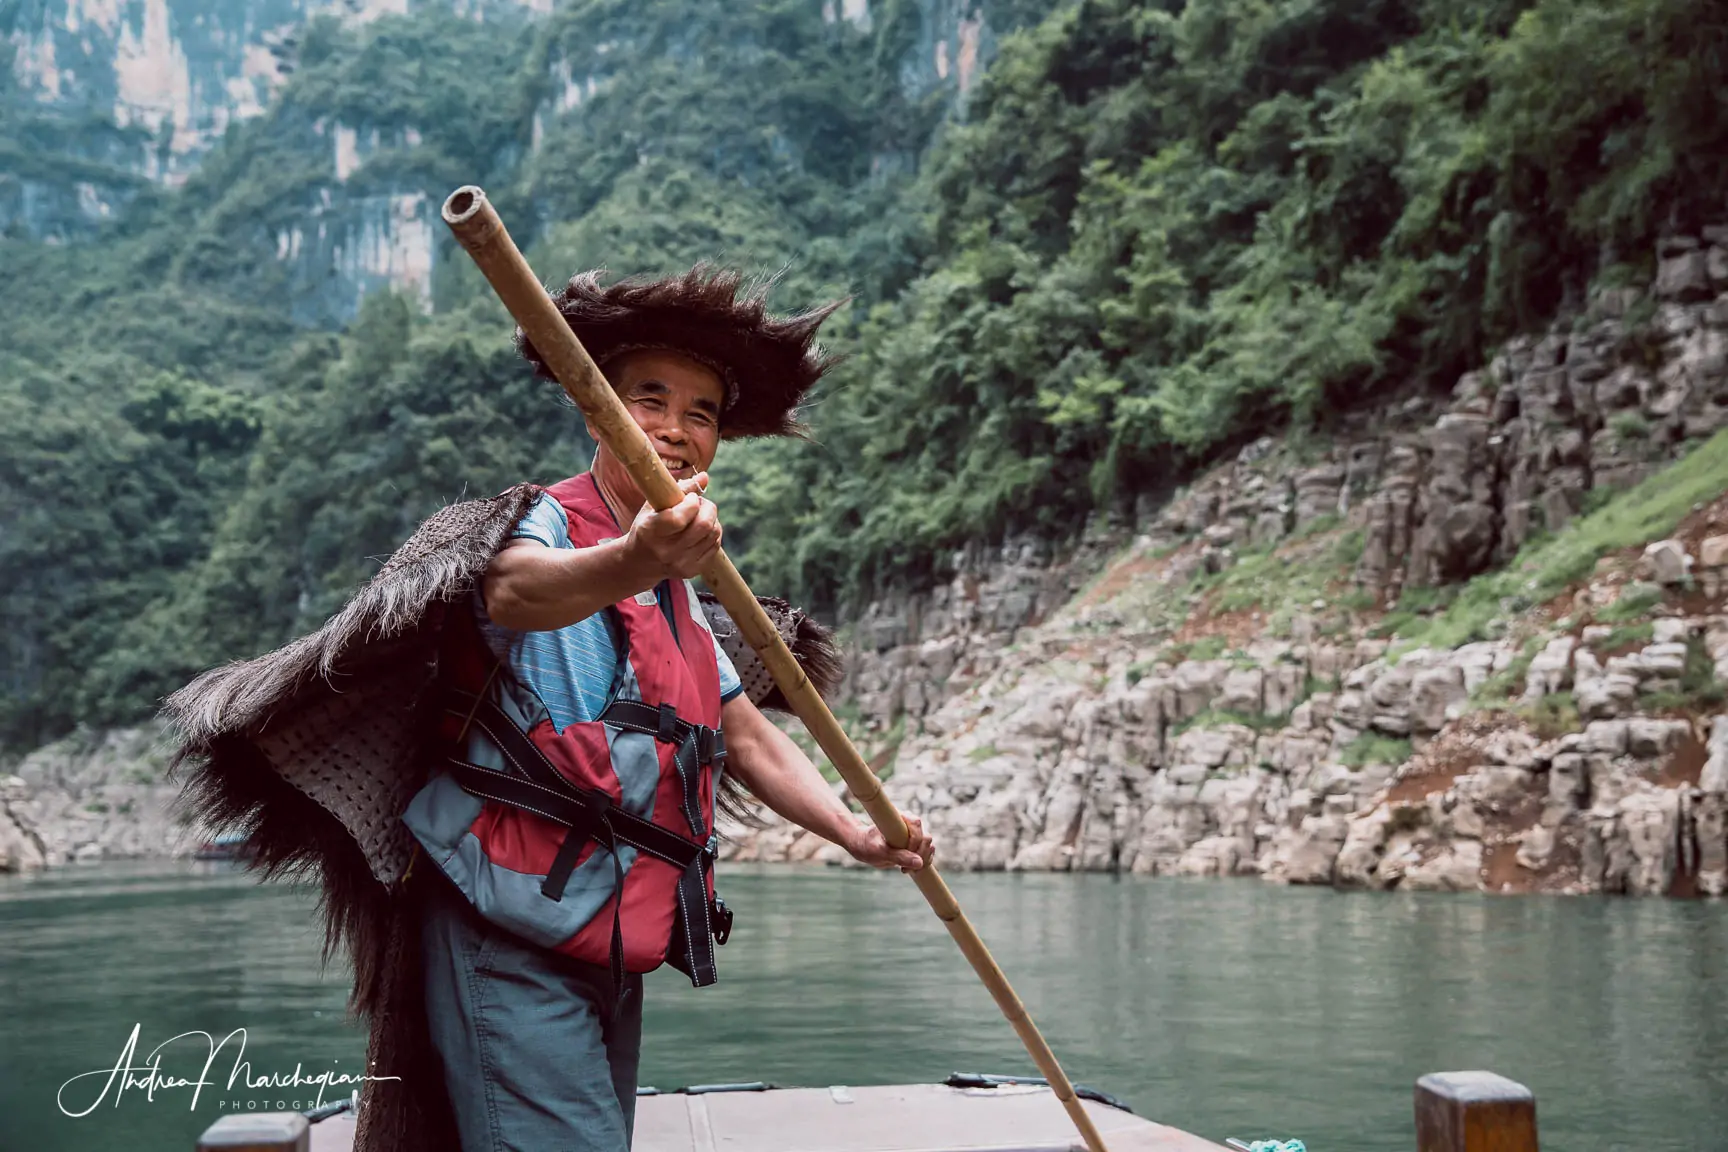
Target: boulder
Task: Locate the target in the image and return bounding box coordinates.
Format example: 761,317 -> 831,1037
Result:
1198,772 -> 1267,837
1458,766 -> 1537,807
1009,683 -> 1082,739
1696,794 -> 1727,896
1483,726 -> 1542,768
1173,835 -> 1250,877
1577,673 -> 1639,720
1216,667 -> 1265,715
1367,663 -> 1416,735
0,805 -> 46,873
1639,539 -> 1692,586
1619,789 -> 1682,896
1455,642 -> 1509,694
1410,665 -> 1468,733
1333,689 -> 1371,730
1548,753 -> 1589,812
1294,465 -> 1345,522
1655,249 -> 1711,302
1580,720 -> 1630,755
1581,811 -> 1634,894
1270,813 -> 1350,885
1334,806 -> 1392,888
1699,535 -> 1728,570
1170,725 -> 1254,773
1170,661 -> 1228,720
1524,636 -> 1575,699
1637,643 -> 1689,679
1701,715 -> 1728,795
1588,754 -> 1644,811
1624,717 -> 1690,759
1651,618 -> 1691,645
1401,839 -> 1484,891
1263,664 -> 1307,717
1423,504 -> 1499,583
1516,825 -> 1555,871
1260,730 -> 1329,776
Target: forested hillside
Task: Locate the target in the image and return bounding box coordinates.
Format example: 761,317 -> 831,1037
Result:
1,0 -> 1723,754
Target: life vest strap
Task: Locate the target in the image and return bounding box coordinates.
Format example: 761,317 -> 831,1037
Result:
597,697 -> 727,986
599,699 -> 726,768
599,699 -> 723,843
440,686 -> 731,990
444,759 -> 707,872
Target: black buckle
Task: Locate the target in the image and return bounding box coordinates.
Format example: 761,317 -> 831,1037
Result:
698,726 -> 725,766
711,895 -> 733,946
657,702 -> 680,743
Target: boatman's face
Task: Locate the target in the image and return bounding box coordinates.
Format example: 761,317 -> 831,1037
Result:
605,349 -> 726,482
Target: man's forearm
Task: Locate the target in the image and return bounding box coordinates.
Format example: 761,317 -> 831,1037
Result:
722,696 -> 861,851
482,537 -> 659,631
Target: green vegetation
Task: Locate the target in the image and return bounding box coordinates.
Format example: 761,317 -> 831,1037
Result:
4,0 -> 1726,751
1162,635 -> 1229,664
1339,732 -> 1413,769
1610,412 -> 1653,442
1369,581 -> 1449,637
1592,622 -> 1655,651
1518,690 -> 1582,739
745,0 -> 1728,599
1598,583 -> 1666,623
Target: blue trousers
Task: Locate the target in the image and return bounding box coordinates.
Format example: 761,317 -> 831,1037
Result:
418,871 -> 645,1152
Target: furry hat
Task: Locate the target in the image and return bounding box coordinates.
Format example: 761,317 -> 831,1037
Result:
515,264 -> 848,439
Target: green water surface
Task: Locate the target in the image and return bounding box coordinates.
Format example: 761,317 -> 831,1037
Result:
1,861 -> 1724,1152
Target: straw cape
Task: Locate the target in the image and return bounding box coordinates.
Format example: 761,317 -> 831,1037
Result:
161,265 -> 848,1152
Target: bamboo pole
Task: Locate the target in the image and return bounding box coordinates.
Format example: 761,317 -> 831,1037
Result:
441,185 -> 1110,1152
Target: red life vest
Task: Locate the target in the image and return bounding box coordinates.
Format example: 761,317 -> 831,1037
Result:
432,472 -> 731,991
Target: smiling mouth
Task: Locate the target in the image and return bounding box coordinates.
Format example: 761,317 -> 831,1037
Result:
659,455 -> 691,474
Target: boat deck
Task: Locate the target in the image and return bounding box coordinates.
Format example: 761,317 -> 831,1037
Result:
302,1082 -> 1225,1151
204,1068 -> 1544,1151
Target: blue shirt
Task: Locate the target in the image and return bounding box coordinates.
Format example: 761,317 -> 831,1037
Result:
473,491 -> 743,730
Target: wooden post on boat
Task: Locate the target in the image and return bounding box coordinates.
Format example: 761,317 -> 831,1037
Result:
1415,1072 -> 1538,1152
440,185 -> 1113,1152
196,1112 -> 310,1152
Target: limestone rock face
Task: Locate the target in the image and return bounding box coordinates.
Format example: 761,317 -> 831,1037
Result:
0,777 -> 48,873
725,235 -> 1728,899
1402,839 -> 1484,892
0,724 -> 193,869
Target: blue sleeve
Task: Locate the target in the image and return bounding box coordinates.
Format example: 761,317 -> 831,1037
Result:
510,492 -> 571,548
716,638 -> 744,702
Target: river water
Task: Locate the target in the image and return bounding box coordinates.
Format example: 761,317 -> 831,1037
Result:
1,860 -> 1724,1152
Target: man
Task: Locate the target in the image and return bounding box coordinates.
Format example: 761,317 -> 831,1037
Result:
399,266 -> 934,1152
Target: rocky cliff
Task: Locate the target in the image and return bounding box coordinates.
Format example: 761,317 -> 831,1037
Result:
723,225 -> 1728,899
12,226 -> 1724,886
5,0 -> 1009,319
0,722 -> 192,870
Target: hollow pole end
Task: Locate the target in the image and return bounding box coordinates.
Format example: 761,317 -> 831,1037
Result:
442,185 -> 487,226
